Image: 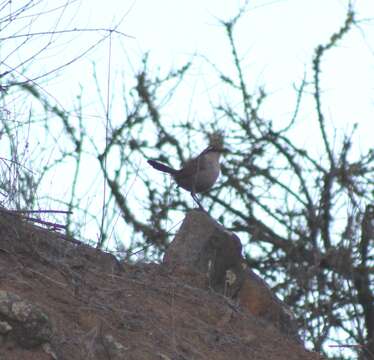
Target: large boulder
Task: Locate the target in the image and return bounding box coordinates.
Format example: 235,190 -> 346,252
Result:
163,210 -> 300,343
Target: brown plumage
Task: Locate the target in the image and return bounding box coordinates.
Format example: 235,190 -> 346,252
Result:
147,143 -> 224,211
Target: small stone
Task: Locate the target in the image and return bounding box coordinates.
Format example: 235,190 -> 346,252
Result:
0,321 -> 12,334
42,342 -> 58,360
103,334 -> 128,359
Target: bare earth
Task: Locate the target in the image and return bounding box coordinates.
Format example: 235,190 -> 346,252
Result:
0,211 -> 323,360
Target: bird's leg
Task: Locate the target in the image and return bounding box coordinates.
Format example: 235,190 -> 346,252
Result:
191,191 -> 206,212
191,158 -> 206,211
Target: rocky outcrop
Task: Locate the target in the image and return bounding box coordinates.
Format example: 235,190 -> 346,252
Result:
163,210 -> 300,342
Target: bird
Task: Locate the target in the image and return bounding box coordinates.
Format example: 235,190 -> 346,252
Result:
147,136 -> 224,211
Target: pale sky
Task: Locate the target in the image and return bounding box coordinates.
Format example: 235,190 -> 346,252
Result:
2,0 -> 373,228
2,0 -> 373,230
4,0 -> 373,141
1,1 -> 372,356
40,0 -> 374,147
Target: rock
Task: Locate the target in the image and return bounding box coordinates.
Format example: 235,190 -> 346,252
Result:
0,290 -> 52,348
163,210 -> 242,292
0,320 -> 12,334
163,210 -> 301,343
42,342 -> 58,359
231,261 -> 300,341
102,334 -> 128,359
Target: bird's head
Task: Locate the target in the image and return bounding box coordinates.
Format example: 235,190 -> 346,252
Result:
206,131 -> 227,154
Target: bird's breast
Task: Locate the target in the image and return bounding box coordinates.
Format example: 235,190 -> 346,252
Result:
194,166 -> 220,192
175,156 -> 220,193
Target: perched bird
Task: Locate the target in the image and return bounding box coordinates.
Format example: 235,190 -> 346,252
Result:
147,135 -> 224,211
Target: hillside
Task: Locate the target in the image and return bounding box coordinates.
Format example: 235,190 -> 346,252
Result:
0,209 -> 324,360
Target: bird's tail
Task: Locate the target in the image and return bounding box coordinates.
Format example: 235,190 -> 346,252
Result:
147,160 -> 177,175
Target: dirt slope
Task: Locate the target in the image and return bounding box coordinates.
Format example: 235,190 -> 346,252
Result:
0,211 -> 323,360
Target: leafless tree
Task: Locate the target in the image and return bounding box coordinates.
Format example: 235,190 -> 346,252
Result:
1,2 -> 373,359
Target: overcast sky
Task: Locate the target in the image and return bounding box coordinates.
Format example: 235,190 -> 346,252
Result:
3,0 -> 373,148
36,0 -> 374,148
2,0 -> 373,220
2,0 -> 373,230
2,3 -> 372,354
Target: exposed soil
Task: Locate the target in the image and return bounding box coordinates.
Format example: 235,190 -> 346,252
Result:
0,211 -> 324,360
